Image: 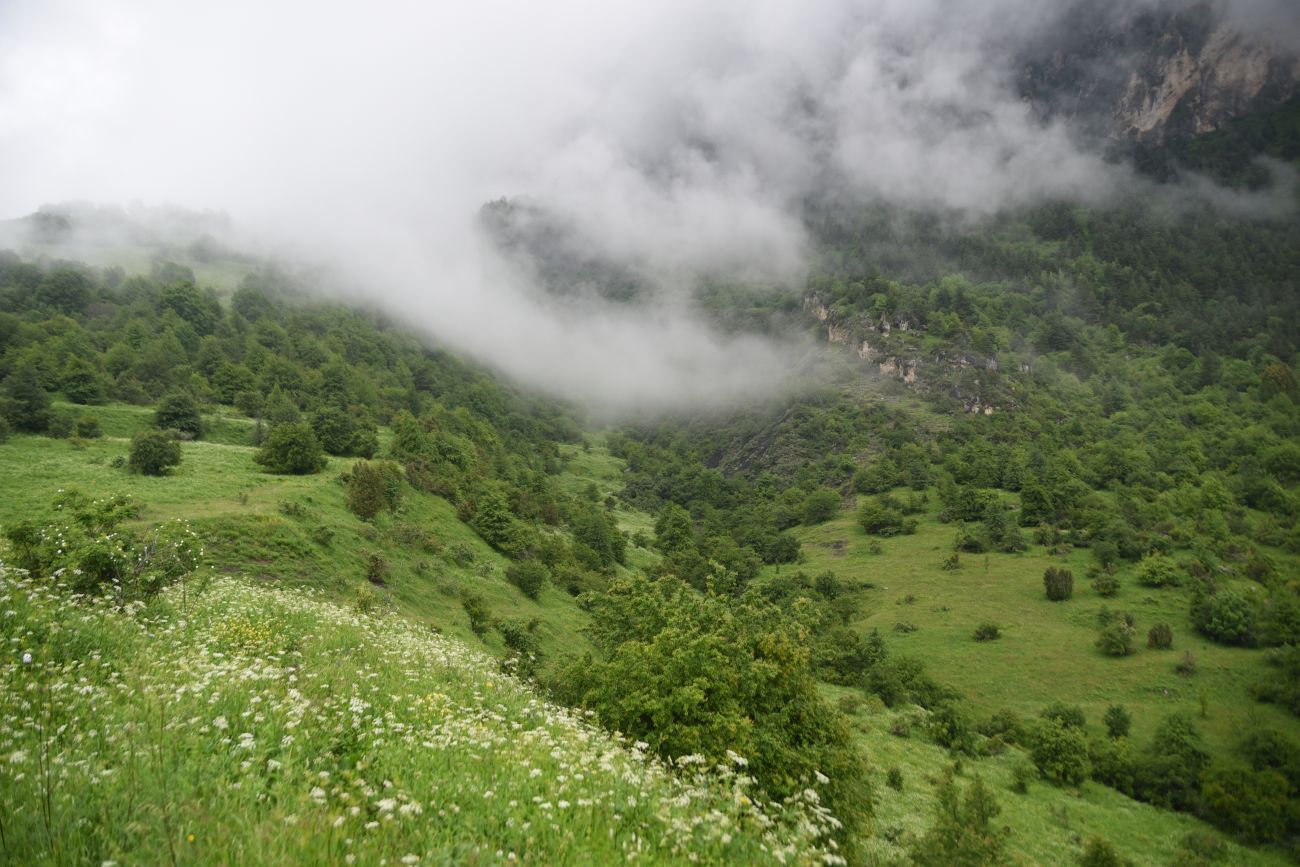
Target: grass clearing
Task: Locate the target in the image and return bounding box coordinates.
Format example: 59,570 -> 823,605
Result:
781,498 -> 1300,764
0,427 -> 595,665
0,572 -> 842,865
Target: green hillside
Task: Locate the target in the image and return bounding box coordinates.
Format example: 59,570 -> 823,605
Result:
0,569 -> 842,865
2,183 -> 1299,867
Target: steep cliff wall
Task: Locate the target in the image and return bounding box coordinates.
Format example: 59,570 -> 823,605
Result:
1022,1 -> 1299,145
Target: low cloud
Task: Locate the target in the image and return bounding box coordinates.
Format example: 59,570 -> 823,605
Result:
0,0 -> 1292,409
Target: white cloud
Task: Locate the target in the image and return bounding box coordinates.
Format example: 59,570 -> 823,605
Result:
0,0 -> 1290,408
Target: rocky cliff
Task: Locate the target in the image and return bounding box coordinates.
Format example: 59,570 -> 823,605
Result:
1022,1 -> 1299,145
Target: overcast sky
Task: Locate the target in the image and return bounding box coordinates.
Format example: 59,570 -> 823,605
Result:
0,0 -> 1293,409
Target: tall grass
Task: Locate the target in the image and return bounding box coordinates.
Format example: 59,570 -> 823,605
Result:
0,568 -> 845,865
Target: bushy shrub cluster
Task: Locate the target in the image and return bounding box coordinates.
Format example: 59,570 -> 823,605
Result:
1043,566 -> 1073,601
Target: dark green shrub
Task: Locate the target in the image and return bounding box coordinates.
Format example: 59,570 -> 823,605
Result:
505,559 -> 548,600
254,422 -> 327,474
364,552 -> 389,586
350,426 -> 379,459
73,415 -> 101,438
128,428 -> 182,476
1135,553 -> 1181,588
1199,765 -> 1291,844
815,626 -> 876,684
469,489 -> 520,553
555,574 -> 874,839
928,702 -> 976,754
886,767 -> 904,791
46,410 -> 76,439
449,542 -> 475,566
1041,703 -> 1086,730
977,710 -> 1024,744
854,458 -> 899,494
572,509 -> 626,568
941,485 -> 996,523
0,361 -> 51,432
973,623 -> 1001,642
859,497 -> 914,536
1078,837 -> 1131,867
346,459 -> 404,519
61,358 -> 107,404
1088,736 -> 1138,796
311,406 -> 359,455
1096,609 -> 1137,657
462,592 -> 492,636
1147,623 -> 1173,649
1044,566 -> 1074,601
954,524 -> 987,553
802,488 -> 841,524
1029,718 -> 1090,785
1011,761 -> 1035,794
277,499 -> 309,518
553,564 -> 606,597
1135,714 -> 1209,811
996,524 -> 1027,553
1193,589 -> 1260,646
1091,573 -> 1120,597
154,392 -> 203,439
1104,704 -> 1131,739
909,773 -> 1007,865
498,619 -> 542,677
1251,644 -> 1300,715
1093,540 -> 1120,569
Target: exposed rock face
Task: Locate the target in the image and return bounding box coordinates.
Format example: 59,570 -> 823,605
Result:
1022,2 -> 1299,145
802,294 -> 1013,410
1115,21 -> 1296,142
878,357 -> 918,383
804,295 -> 832,322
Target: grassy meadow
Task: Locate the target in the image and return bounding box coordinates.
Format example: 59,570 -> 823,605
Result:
0,409 -> 628,665
781,503 -> 1300,757
0,572 -> 842,866
1,403 -> 1297,865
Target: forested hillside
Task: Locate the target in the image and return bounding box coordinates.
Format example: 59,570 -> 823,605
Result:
4,0 -> 1300,863
604,195 -> 1300,861
2,175 -> 1298,865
